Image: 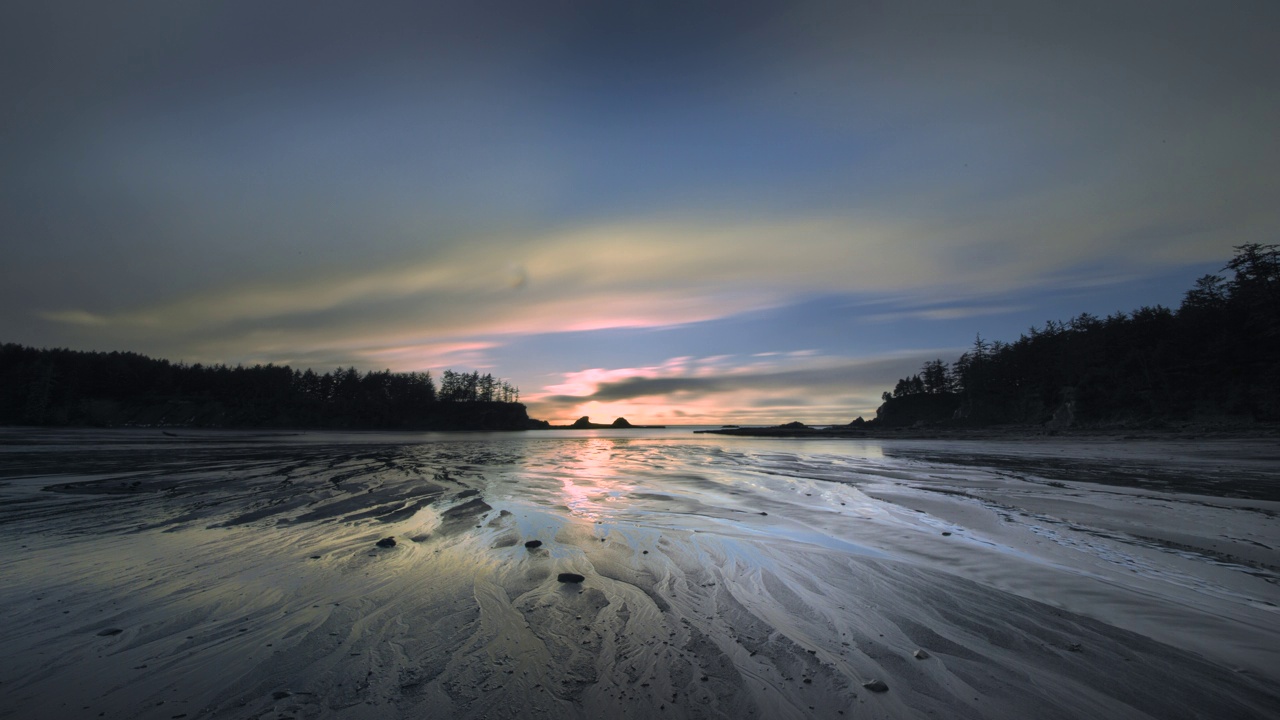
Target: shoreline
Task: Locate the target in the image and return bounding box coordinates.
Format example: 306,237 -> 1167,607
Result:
696,421 -> 1280,441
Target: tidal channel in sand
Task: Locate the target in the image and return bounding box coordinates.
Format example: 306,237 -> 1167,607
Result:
0,427 -> 1276,719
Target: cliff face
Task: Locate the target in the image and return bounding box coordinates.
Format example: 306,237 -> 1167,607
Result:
411,402 -> 533,431
874,393 -> 961,427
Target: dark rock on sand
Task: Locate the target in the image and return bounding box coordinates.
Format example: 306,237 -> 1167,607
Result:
376,537 -> 397,548
557,572 -> 586,583
96,628 -> 123,636
525,540 -> 543,549
862,679 -> 889,692
913,649 -> 930,659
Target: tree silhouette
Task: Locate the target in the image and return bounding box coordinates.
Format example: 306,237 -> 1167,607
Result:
0,346 -> 524,430
876,244 -> 1280,425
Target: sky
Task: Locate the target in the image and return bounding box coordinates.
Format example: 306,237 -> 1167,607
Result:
2,1 -> 1277,424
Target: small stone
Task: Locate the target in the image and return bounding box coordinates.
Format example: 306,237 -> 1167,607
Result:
759,511 -> 768,516
802,678 -> 812,684
524,540 -> 543,549
862,679 -> 889,692
96,628 -> 123,636
557,573 -> 585,583
913,649 -> 930,659
942,531 -> 952,536
273,691 -> 291,699
376,537 -> 397,548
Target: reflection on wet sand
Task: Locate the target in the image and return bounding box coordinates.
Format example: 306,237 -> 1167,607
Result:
0,429 -> 1277,719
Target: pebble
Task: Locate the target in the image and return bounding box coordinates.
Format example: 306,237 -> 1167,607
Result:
862,679 -> 889,692
524,540 -> 543,549
376,537 -> 397,548
914,649 -> 930,659
557,573 -> 586,583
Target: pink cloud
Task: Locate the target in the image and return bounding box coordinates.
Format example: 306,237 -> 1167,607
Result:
522,351 -> 938,425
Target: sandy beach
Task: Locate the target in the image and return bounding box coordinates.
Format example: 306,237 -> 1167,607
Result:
0,428 -> 1276,719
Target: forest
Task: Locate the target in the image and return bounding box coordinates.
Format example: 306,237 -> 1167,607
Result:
0,348 -> 534,431
875,243 -> 1280,427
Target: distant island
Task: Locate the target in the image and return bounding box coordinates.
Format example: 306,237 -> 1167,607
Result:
542,416 -> 667,430
705,243 -> 1279,436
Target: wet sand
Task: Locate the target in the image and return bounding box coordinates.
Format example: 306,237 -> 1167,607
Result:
0,428 -> 1276,719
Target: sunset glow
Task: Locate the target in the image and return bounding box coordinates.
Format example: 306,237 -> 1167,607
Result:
3,2 -> 1273,424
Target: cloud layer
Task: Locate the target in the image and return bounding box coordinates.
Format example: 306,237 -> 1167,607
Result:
2,1 -> 1275,422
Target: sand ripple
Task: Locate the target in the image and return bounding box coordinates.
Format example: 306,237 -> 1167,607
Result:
0,429 -> 1277,719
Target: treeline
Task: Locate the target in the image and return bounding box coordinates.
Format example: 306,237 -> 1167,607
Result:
0,346 -> 531,430
876,243 -> 1280,427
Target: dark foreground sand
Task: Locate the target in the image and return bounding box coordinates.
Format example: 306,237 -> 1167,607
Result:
0,428 -> 1276,719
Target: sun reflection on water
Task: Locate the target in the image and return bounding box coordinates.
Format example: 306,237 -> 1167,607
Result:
556,439 -> 636,521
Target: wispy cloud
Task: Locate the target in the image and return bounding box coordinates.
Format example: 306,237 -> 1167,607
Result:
36,202 -> 1229,370
862,304 -> 1030,323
